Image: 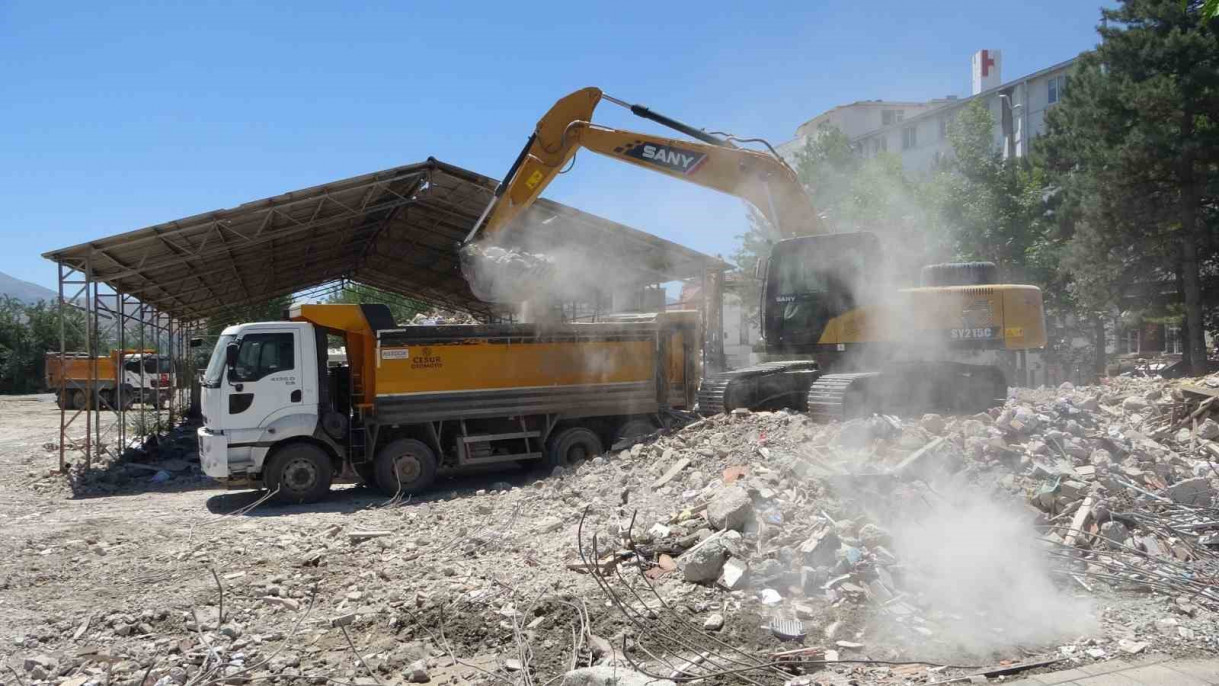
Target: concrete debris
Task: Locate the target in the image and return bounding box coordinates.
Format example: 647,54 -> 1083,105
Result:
1166,477 -> 1214,507
706,485 -> 752,532
717,557 -> 748,590
9,373 -> 1219,686
1198,418 -> 1219,440
679,534 -> 732,583
406,659 -> 430,683
561,666 -> 675,686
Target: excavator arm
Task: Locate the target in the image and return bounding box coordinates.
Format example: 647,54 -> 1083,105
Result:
466,87 -> 821,246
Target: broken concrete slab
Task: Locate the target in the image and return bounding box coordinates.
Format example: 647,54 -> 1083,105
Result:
1166,477 -> 1214,507
706,485 -> 752,532
561,666 -> 675,686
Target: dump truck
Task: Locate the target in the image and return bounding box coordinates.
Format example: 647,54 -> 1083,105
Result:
45,349 -> 174,410
198,303 -> 698,503
462,87 -> 1047,419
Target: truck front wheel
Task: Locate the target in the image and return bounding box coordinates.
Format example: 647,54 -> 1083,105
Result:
374,438 -> 437,496
265,443 -> 334,504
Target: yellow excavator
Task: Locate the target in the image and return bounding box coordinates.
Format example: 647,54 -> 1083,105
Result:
463,87 -> 1046,420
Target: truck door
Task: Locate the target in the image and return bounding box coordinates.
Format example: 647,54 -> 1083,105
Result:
224,331 -> 302,439
123,359 -> 143,389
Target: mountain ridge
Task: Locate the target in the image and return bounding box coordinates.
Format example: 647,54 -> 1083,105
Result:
0,271 -> 57,304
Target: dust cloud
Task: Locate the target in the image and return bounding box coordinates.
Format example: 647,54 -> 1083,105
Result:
460,211 -> 681,322
885,481 -> 1096,656
789,127 -> 1094,658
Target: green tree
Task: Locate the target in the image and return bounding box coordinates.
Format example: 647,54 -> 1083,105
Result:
732,125 -> 941,318
794,126 -> 944,280
932,100 -> 1050,282
325,282 -> 426,324
205,294 -> 294,337
1040,0 -> 1219,375
0,297 -> 86,395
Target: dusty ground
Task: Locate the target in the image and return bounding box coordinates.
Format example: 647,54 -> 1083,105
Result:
1,384 -> 1217,686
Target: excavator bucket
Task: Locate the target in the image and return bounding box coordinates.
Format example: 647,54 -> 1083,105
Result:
458,243 -> 557,304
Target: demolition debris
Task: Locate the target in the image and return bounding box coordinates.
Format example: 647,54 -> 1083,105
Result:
4,373 -> 1219,686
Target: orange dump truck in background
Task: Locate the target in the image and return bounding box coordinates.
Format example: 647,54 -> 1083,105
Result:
45,349 -> 173,410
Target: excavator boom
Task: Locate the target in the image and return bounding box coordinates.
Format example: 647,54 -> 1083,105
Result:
467,87 -> 821,246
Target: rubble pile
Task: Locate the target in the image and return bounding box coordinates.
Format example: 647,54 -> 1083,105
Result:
564,371 -> 1219,679
407,308 -> 479,326
458,244 -> 558,303
7,375 -> 1219,686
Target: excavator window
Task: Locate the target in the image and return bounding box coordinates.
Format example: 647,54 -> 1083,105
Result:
763,233 -> 881,349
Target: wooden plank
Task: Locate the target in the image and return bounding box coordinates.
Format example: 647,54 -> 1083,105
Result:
653,457 -> 691,488
1064,497 -> 1094,547
1182,384 -> 1219,400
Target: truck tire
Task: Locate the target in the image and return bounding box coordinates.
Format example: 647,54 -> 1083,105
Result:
71,389 -> 87,411
545,427 -> 603,469
265,443 -> 334,504
614,418 -> 658,444
374,438 -> 437,496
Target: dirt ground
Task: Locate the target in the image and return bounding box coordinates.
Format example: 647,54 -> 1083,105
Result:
0,394 -> 684,686
1,389 -> 1216,686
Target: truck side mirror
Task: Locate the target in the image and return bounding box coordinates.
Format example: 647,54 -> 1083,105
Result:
225,342 -> 239,369
753,256 -> 769,280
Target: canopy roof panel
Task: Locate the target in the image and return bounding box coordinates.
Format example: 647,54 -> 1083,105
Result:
44,159 -> 719,322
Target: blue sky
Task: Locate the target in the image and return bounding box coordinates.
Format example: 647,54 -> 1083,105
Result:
1,1 -> 1109,290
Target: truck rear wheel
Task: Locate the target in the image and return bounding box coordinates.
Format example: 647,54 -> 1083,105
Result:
71,389 -> 87,411
374,438 -> 437,496
614,418 -> 658,444
546,427 -> 603,469
265,443 -> 333,504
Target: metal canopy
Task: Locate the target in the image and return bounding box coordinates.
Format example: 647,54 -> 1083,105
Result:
43,158 -> 718,322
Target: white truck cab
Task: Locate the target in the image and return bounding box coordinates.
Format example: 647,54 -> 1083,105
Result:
121,353 -> 175,407
199,321 -> 328,488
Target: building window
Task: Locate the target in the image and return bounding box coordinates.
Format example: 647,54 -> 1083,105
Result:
881,109 -> 905,126
869,136 -> 887,155
1166,325 -> 1182,355
902,125 -> 917,150
1048,74 -> 1067,104
1124,328 -> 1139,355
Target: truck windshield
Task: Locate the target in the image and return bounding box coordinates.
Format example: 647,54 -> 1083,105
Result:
202,335 -> 235,387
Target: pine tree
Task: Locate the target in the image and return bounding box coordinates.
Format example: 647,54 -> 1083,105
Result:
1040,0 -> 1219,374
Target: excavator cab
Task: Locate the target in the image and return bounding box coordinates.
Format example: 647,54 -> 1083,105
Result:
761,232 -> 882,354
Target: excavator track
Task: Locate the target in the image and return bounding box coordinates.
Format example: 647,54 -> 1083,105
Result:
702,362 -> 1009,420
805,372 -> 880,423
697,361 -> 820,416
